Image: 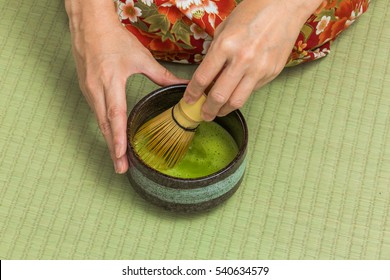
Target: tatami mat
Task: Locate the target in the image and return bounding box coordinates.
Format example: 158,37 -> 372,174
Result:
1,0 -> 389,259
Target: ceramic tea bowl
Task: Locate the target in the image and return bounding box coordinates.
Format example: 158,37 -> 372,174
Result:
126,84 -> 248,212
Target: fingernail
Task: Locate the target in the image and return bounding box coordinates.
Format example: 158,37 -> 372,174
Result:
202,112 -> 214,122
183,95 -> 194,104
114,161 -> 120,173
115,144 -> 123,159
114,160 -> 124,174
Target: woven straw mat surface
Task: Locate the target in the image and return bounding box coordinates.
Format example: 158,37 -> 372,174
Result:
0,0 -> 389,259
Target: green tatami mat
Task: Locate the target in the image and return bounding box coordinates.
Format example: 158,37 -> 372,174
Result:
1,0 -> 389,259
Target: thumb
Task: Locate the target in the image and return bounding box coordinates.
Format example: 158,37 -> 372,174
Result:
143,59 -> 189,86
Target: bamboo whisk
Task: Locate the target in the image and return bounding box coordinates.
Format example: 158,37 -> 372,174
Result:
133,94 -> 207,170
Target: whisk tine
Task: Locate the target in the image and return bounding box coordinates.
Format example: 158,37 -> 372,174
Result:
134,94 -> 206,170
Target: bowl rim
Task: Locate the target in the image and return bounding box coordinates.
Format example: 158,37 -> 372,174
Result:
127,84 -> 248,182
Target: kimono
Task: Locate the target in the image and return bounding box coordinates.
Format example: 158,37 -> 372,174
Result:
114,0 -> 370,66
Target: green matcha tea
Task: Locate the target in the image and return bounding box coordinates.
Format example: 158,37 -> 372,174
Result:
135,121 -> 239,178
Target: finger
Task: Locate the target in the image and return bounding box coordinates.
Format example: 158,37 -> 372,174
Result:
114,155 -> 129,176
92,81 -> 127,174
93,89 -> 117,171
141,54 -> 189,86
254,73 -> 276,90
201,63 -> 245,121
183,48 -> 227,104
103,76 -> 129,173
217,75 -> 258,117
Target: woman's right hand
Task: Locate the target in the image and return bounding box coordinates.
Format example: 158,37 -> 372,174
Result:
65,0 -> 187,174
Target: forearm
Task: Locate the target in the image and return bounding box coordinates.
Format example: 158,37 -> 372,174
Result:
241,0 -> 324,23
64,0 -> 119,33
234,0 -> 325,46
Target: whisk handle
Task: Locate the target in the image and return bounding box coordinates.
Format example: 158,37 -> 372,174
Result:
173,94 -> 206,130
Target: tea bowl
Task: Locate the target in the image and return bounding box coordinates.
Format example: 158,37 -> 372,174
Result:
126,84 -> 248,212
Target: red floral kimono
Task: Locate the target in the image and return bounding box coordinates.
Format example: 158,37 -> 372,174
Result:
114,0 -> 370,66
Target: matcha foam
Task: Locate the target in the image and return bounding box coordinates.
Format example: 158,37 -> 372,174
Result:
135,121 -> 239,178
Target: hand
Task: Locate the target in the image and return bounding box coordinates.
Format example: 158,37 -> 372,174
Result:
66,0 -> 187,173
183,0 -> 323,121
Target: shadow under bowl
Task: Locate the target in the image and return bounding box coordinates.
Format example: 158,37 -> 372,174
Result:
126,84 -> 248,213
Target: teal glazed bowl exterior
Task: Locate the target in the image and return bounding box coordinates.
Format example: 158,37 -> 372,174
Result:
126,84 -> 248,212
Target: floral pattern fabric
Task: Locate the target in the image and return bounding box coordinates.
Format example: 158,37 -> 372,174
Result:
114,0 -> 370,66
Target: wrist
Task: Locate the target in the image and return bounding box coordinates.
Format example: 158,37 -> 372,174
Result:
283,0 -> 325,22
65,0 -> 118,34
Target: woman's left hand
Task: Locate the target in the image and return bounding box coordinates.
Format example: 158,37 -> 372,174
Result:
183,0 -> 323,121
